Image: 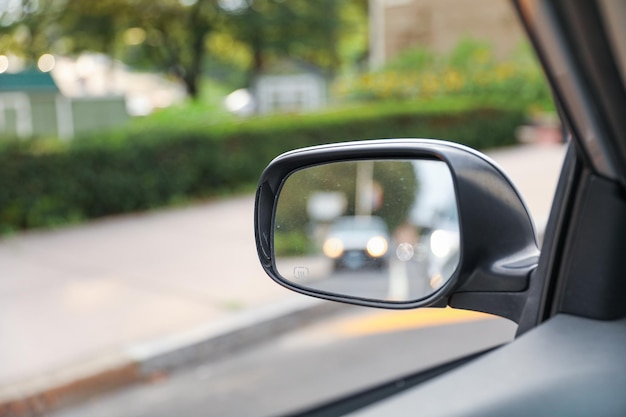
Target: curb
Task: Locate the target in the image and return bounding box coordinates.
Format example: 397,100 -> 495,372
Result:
129,297 -> 349,376
0,297 -> 349,417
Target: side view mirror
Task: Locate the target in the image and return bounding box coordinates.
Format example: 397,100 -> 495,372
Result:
255,139 -> 539,322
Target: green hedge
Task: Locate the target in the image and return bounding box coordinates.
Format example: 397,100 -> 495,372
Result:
0,100 -> 525,233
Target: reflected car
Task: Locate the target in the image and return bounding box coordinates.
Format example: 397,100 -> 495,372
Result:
424,207 -> 461,289
425,226 -> 460,290
322,216 -> 390,270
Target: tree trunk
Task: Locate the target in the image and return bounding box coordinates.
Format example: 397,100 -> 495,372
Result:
185,0 -> 211,100
183,73 -> 199,99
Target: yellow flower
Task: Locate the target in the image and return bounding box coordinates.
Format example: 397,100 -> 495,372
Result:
421,73 -> 440,95
472,49 -> 491,64
494,64 -> 514,81
443,70 -> 464,91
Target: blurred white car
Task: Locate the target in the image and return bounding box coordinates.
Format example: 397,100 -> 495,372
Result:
423,206 -> 460,289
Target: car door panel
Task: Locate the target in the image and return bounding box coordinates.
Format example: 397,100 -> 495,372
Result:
347,314 -> 626,417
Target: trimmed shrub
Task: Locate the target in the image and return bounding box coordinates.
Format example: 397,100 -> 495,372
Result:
0,100 -> 525,233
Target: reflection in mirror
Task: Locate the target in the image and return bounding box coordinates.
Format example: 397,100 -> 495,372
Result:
274,159 -> 460,302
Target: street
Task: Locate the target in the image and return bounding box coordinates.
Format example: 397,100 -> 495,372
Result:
0,143 -> 565,415
306,258 -> 433,301
51,308 -> 516,417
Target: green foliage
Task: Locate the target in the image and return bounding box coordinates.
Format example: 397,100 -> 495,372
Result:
129,79 -> 235,128
384,48 -> 437,73
274,230 -> 310,257
373,161 -> 418,232
220,0 -> 349,83
334,39 -> 555,112
0,0 -> 66,62
0,100 -> 525,233
2,0 -> 368,97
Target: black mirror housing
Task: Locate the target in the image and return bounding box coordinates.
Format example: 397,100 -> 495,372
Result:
255,139 -> 539,321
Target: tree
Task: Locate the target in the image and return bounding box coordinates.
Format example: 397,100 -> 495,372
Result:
0,0 -> 66,63
221,0 -> 345,85
60,0 -> 220,99
57,0 -> 132,59
1,0 -> 368,99
124,0 -> 220,98
1,0 -> 220,99
275,160 -> 419,237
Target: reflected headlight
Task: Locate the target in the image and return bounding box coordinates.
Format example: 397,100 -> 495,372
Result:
323,237 -> 344,258
430,229 -> 457,258
366,236 -> 388,258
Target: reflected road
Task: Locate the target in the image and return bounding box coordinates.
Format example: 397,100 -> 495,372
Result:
309,258 -> 433,301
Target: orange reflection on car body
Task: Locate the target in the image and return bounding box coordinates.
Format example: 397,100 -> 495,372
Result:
336,308 -> 498,337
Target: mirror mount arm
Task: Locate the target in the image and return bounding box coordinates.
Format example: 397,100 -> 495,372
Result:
449,287 -> 532,323
458,251 -> 539,293
448,252 -> 538,323
446,248 -> 539,323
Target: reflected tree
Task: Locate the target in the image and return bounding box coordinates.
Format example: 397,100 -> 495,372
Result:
275,160 -> 419,255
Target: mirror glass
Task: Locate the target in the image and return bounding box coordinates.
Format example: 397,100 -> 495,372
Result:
274,159 -> 460,302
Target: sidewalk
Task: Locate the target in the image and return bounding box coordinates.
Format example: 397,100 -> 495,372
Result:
0,143 -> 567,415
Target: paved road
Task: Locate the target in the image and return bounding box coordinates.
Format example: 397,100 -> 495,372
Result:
51,308 -> 516,417
0,196 -> 294,387
0,143 -> 567,412
307,258 -> 432,301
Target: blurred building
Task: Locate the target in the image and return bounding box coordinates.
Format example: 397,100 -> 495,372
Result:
0,53 -> 188,139
0,70 -> 128,140
369,0 -> 524,67
252,61 -> 327,114
0,71 -> 59,138
254,74 -> 326,114
51,54 -> 186,117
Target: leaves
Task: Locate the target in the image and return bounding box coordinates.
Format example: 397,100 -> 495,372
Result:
2,0 -> 367,98
0,101 -> 524,233
334,38 -> 554,112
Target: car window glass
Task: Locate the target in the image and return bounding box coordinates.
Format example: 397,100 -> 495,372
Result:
1,1 -> 566,416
